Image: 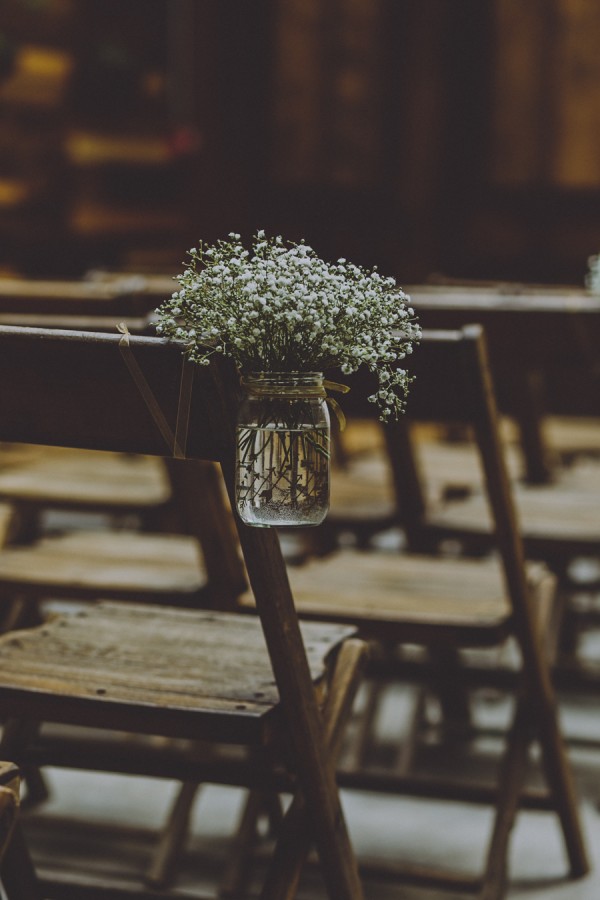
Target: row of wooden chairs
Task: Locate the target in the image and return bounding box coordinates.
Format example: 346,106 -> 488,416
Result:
0,276 -> 592,892
0,278 -> 592,884
320,283 -> 600,675
0,317 -> 587,899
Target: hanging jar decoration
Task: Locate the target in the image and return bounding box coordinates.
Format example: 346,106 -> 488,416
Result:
235,372 -> 330,527
155,231 -> 421,530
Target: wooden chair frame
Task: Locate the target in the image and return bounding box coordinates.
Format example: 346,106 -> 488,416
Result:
407,283 -> 600,485
0,325 -> 367,900
405,285 -> 600,671
286,325 -> 589,897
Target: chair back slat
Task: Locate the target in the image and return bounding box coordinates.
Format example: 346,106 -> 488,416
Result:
0,277 -> 165,316
0,326 -> 230,461
410,283 -> 600,441
408,285 -> 600,371
397,328 -> 530,573
334,329 -> 478,425
336,326 -> 529,577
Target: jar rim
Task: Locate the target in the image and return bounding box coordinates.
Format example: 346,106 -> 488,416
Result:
241,371 -> 326,396
242,371 -> 323,379
241,371 -> 324,385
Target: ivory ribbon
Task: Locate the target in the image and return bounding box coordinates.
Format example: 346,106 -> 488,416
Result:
324,379 -> 350,432
117,323 -> 194,458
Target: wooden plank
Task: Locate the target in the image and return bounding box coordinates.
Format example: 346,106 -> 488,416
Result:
0,314 -> 151,333
407,283 -> 600,371
0,327 -> 228,461
330,452 -> 396,519
545,416 -> 600,458
0,277 -> 167,316
253,552 -> 512,646
0,448 -> 170,512
0,504 -> 17,547
0,761 -> 20,862
430,475 -> 600,544
0,531 -> 206,602
0,603 -> 353,744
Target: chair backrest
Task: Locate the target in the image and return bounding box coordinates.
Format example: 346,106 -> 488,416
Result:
331,325 -> 557,711
0,276 -> 168,316
407,283 -> 600,376
339,326 -> 530,602
0,324 -> 336,829
0,327 -> 226,458
408,283 -> 600,481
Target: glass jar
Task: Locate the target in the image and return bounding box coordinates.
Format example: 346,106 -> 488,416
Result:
235,373 -> 330,527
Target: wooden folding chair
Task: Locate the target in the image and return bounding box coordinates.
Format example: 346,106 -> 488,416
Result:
403,285 -> 600,672
0,300 -> 180,623
0,297 -> 250,876
410,282 -> 600,465
246,326 -> 589,898
0,324 -> 368,899
0,284 -> 171,547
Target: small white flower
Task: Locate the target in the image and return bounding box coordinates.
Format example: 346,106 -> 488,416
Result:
155,229 -> 420,418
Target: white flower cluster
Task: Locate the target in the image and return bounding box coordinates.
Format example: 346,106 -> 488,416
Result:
586,254 -> 600,295
155,231 -> 421,419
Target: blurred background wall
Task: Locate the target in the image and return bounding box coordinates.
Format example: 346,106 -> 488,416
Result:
1,0 -> 600,284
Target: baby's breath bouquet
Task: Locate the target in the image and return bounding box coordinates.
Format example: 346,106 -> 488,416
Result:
156,230 -> 420,526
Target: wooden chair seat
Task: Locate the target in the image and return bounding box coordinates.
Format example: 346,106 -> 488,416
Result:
330,454 -> 396,520
0,602 -> 353,745
0,530 -> 206,602
417,437 -> 523,498
545,416 -> 600,461
247,551 -> 526,647
0,446 -> 170,515
0,445 -> 43,470
327,425 -> 523,543
430,469 -> 600,555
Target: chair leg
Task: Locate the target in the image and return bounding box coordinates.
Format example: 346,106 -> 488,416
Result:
1,821 -> 43,900
427,644 -> 472,737
145,781 -> 200,889
535,693 -> 589,877
0,720 -> 49,811
343,678 -> 385,770
506,566 -> 589,880
479,694 -> 534,900
230,518 -> 366,900
219,789 -> 265,898
260,639 -> 368,900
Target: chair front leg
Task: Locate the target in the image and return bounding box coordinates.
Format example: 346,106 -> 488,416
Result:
260,639 -> 368,900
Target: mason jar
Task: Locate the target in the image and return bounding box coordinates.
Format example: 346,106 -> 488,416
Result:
235,372 -> 330,527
